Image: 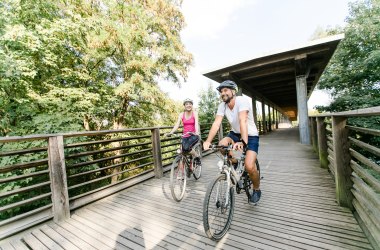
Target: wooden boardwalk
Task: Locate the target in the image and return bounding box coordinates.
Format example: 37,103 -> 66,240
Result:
0,128 -> 373,250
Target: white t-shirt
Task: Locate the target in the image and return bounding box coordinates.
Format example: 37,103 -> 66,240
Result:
216,96 -> 259,136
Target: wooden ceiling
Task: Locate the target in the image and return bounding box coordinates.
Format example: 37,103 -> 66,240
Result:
203,34 -> 344,121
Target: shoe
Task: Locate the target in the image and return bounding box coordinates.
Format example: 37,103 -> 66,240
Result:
250,190 -> 261,204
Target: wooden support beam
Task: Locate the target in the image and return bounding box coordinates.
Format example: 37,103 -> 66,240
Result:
151,128 -> 163,178
296,75 -> 310,144
48,136 -> 70,222
316,117 -> 328,169
331,116 -> 353,210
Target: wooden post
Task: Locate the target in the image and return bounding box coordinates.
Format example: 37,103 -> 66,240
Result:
316,117 -> 328,169
48,135 -> 70,222
268,105 -> 272,132
151,128 -> 163,178
310,117 -> 318,154
261,101 -> 266,133
252,97 -> 258,127
331,116 -> 353,210
296,75 -> 310,144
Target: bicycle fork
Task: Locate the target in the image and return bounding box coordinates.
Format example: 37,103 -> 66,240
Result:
215,169 -> 231,212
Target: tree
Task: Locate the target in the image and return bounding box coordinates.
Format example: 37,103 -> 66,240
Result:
316,0 -> 380,113
0,0 -> 192,136
198,82 -> 220,124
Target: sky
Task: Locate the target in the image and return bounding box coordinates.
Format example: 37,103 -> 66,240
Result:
158,0 -> 352,109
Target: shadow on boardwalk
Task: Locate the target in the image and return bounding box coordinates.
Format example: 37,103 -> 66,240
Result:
0,128 -> 373,249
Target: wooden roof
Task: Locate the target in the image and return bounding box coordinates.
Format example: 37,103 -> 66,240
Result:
203,34 -> 344,120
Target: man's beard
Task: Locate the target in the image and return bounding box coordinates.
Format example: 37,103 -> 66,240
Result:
222,94 -> 233,104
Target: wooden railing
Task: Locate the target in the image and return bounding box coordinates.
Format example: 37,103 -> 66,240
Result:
0,118 -> 277,240
0,124 -> 226,240
309,106 -> 380,248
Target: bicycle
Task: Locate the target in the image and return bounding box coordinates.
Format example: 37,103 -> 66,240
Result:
167,132 -> 202,202
203,144 -> 260,241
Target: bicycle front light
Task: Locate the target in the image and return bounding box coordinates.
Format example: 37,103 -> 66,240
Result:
217,160 -> 224,170
176,149 -> 181,154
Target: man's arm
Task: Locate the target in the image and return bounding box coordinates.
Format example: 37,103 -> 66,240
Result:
232,110 -> 248,151
203,115 -> 223,150
238,110 -> 249,144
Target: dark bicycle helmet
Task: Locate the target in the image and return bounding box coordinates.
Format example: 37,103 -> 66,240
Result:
216,80 -> 238,92
183,98 -> 193,105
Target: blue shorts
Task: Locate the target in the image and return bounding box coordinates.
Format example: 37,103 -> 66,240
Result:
227,131 -> 259,154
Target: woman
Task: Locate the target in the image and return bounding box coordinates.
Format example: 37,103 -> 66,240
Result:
167,98 -> 201,164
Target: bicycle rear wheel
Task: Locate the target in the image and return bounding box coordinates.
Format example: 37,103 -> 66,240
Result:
170,156 -> 187,202
192,144 -> 202,180
244,158 -> 260,199
203,174 -> 235,241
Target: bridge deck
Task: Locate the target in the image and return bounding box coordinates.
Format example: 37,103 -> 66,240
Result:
0,128 -> 373,249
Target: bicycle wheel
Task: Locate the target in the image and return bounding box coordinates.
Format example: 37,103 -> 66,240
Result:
192,144 -> 202,180
170,156 -> 187,202
203,174 -> 235,241
244,159 -> 260,199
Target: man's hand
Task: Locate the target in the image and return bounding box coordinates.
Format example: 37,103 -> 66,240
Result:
233,142 -> 244,151
203,141 -> 211,151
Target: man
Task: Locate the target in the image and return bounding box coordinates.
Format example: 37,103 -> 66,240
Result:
203,80 -> 261,204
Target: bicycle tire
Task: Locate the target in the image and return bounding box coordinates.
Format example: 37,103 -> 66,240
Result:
244,158 -> 260,199
170,156 -> 187,202
192,144 -> 202,180
203,173 -> 235,241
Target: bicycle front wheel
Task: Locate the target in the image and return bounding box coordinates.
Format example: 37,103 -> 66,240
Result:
170,156 -> 187,202
203,173 -> 235,241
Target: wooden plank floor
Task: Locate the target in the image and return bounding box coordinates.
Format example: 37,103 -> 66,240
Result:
0,128 -> 373,250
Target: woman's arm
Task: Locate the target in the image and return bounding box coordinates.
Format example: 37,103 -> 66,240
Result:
168,113 -> 182,134
194,111 -> 200,135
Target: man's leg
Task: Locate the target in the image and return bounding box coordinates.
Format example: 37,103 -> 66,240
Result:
245,150 -> 261,204
245,150 -> 260,190
218,137 -> 235,159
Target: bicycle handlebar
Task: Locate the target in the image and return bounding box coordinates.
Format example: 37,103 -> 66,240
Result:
165,132 -> 198,138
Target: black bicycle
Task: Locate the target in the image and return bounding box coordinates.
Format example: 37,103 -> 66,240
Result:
203,144 -> 260,241
168,132 -> 202,202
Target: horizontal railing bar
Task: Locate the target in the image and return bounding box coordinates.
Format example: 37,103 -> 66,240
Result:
0,160 -> 48,174
67,155 -> 154,179
0,170 -> 49,184
352,173 -> 380,209
351,160 -> 380,193
349,148 -> 380,175
0,126 -> 173,143
65,134 -> 152,149
68,148 -> 152,169
310,106 -> 380,117
0,147 -> 47,157
0,193 -> 51,213
0,204 -> 52,227
349,137 -> 380,158
347,125 -> 380,137
66,141 -> 151,159
68,159 -> 153,190
68,167 -> 154,206
0,181 -> 51,198
161,142 -> 180,149
161,148 -> 178,154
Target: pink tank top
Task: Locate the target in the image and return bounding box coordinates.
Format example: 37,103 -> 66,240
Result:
182,112 -> 196,137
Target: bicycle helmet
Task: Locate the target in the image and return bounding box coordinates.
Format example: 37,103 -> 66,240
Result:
183,98 -> 193,105
216,80 -> 238,92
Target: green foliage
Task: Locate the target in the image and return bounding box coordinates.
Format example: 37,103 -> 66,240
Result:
0,0 -> 192,136
317,0 -> 380,112
0,0 -> 192,221
198,83 -> 220,124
